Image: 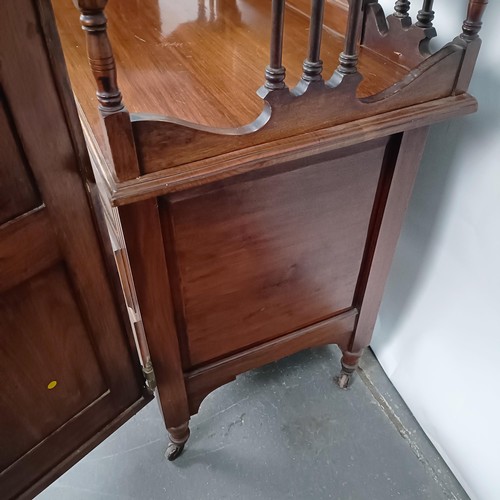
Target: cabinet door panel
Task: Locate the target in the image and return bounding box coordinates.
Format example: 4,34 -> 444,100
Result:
0,1 -> 149,498
0,265 -> 107,471
0,94 -> 40,225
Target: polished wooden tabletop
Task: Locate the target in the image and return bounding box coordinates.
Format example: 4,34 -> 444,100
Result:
53,0 -> 407,134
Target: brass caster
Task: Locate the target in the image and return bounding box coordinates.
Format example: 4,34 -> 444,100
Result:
165,442 -> 185,461
336,370 -> 354,390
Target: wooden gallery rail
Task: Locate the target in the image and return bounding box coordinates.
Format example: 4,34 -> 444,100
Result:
57,0 -> 488,459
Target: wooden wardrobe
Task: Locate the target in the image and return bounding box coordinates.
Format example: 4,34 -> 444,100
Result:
0,0 -> 488,497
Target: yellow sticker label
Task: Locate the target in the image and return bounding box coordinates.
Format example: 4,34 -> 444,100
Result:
47,381 -> 57,390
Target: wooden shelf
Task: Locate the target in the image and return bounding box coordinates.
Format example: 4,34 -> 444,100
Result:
53,0 -> 408,136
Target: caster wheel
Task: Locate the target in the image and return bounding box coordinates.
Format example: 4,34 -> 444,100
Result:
165,442 -> 185,461
337,371 -> 353,390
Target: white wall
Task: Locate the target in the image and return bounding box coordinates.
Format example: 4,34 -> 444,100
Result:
371,2 -> 500,499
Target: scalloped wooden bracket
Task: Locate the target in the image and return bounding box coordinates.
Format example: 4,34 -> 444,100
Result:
362,1 -> 437,69
75,0 -> 487,184
131,41 -> 464,175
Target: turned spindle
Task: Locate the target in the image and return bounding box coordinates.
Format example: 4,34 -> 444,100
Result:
209,0 -> 216,23
264,0 -> 287,90
197,0 -> 207,23
75,0 -> 140,181
394,0 -> 411,18
302,0 -> 326,82
77,0 -> 123,111
336,0 -> 364,76
416,0 -> 434,28
461,0 -> 489,41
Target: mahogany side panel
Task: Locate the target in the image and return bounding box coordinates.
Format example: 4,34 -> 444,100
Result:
164,140 -> 387,368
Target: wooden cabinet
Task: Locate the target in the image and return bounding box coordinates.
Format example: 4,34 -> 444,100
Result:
0,0 -> 488,497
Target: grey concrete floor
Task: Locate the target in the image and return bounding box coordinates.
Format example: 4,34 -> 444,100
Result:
37,347 -> 468,500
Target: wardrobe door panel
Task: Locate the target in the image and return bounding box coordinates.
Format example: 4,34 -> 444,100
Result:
0,2 -> 150,498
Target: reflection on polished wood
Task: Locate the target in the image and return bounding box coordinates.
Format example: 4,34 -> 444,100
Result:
53,0 -> 407,138
49,0 -> 488,465
0,0 -> 490,481
167,140 -> 386,367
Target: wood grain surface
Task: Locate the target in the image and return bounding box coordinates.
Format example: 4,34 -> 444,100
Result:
52,0 -> 407,136
0,1 -> 148,496
0,93 -> 40,225
165,139 -> 387,367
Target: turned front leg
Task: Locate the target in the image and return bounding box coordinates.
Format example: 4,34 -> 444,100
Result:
337,349 -> 364,389
119,201 -> 191,462
166,421 -> 191,461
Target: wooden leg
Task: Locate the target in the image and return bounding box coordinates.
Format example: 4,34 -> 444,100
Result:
336,349 -> 363,389
119,201 -> 192,460
166,421 -> 190,461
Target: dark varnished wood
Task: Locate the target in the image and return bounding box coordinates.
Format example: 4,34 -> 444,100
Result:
63,0 -> 488,467
7,0 -> 485,470
0,266 -> 108,471
91,181 -> 155,378
118,200 -> 191,442
0,1 -> 149,497
336,131 -> 404,387
52,0 -> 409,138
462,0 -> 488,40
51,0 -> 488,185
363,1 -> 437,68
335,0 -> 363,76
394,0 -> 411,22
452,1 -> 488,95
54,0 -> 476,179
92,94 -> 478,206
0,93 -> 40,226
76,0 -> 123,111
186,310 -> 357,414
351,127 -> 430,354
131,41 -> 465,175
0,208 -> 59,294
416,0 -> 435,29
264,0 -> 287,91
289,0 -> 349,40
75,0 -> 140,180
164,140 -> 387,367
301,0 -> 326,82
